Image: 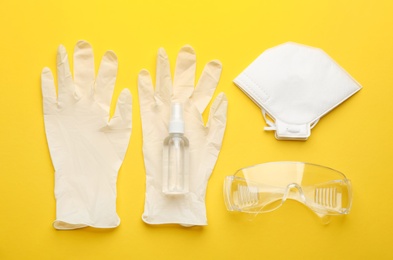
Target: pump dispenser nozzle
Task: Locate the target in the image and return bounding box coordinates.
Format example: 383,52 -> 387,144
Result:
169,103 -> 185,134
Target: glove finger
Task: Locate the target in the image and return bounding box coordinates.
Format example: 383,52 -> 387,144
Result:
95,50 -> 118,113
199,92 -> 227,181
73,40 -> 95,97
173,45 -> 196,101
109,88 -> 132,129
57,44 -> 75,106
206,92 -> 228,130
138,69 -> 155,114
191,60 -> 222,114
41,67 -> 57,114
155,48 -> 172,102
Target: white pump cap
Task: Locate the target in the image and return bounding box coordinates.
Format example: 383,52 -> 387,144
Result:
169,102 -> 185,134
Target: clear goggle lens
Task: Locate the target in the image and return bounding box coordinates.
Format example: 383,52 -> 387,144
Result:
224,162 -> 352,221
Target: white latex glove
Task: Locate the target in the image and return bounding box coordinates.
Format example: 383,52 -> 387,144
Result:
41,41 -> 132,230
138,45 -> 228,226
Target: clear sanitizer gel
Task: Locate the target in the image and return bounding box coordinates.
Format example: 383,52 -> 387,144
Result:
162,102 -> 189,195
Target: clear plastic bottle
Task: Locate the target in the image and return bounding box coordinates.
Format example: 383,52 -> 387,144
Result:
162,103 -> 189,195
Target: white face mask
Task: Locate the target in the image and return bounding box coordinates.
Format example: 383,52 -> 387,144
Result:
234,42 -> 362,140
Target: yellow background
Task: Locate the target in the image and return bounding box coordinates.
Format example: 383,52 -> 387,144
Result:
0,0 -> 392,259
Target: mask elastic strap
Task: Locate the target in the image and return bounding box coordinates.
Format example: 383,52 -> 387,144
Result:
262,109 -> 320,130
310,118 -> 319,129
261,109 -> 276,131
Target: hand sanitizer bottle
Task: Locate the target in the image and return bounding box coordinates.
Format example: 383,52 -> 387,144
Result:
162,102 -> 189,195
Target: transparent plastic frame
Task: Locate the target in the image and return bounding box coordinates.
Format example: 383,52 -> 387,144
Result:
224,162 -> 352,223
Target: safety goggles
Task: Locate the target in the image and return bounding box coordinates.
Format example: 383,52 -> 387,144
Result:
224,162 -> 352,222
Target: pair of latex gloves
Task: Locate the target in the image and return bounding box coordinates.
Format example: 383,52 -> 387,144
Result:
41,41 -> 227,229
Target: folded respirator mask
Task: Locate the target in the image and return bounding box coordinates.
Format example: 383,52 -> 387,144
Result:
234,42 -> 362,140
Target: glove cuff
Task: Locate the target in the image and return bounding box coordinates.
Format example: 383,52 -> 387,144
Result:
142,189 -> 208,226
53,170 -> 120,230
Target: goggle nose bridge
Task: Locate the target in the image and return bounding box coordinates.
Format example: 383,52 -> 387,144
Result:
283,183 -> 307,203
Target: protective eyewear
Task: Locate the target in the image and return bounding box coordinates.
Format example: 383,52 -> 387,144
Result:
224,162 -> 352,222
